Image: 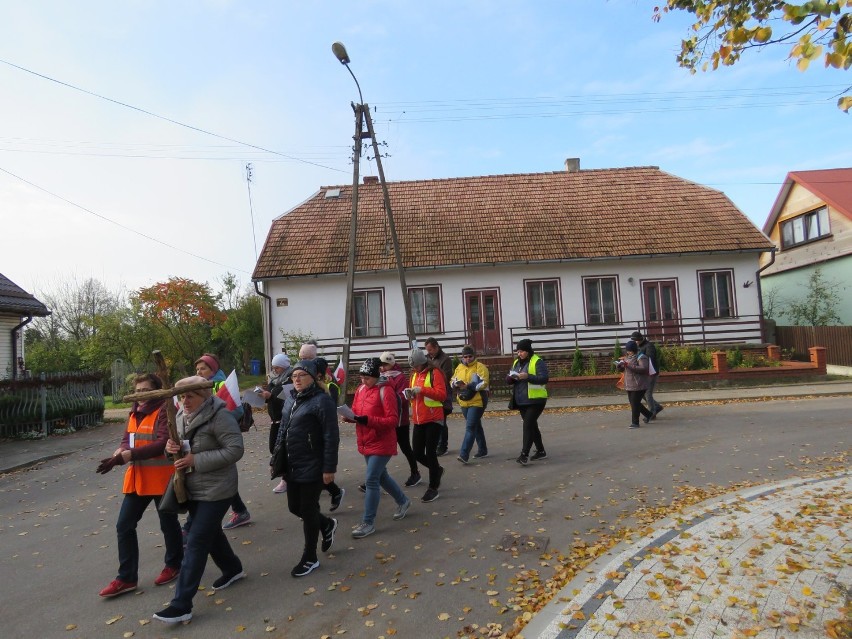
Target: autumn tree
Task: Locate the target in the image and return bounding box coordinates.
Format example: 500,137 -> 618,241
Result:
654,1 -> 852,111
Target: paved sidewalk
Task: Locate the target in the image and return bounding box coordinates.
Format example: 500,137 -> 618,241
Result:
524,472 -> 851,639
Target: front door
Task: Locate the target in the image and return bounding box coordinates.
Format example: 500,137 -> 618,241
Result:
464,289 -> 501,355
642,280 -> 681,343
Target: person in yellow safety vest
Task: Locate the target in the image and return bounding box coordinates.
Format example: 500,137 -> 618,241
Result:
405,348 -> 447,503
96,373 -> 183,598
506,338 -> 549,466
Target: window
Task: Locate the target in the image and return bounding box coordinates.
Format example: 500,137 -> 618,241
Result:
526,279 -> 561,327
583,277 -> 619,325
408,286 -> 442,334
781,207 -> 830,248
352,289 -> 384,337
698,270 -> 734,319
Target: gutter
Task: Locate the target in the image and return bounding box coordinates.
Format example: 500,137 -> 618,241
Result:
756,247 -> 777,343
254,281 -> 274,373
10,315 -> 33,380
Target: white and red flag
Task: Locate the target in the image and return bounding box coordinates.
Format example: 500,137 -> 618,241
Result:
216,370 -> 241,410
333,360 -> 346,386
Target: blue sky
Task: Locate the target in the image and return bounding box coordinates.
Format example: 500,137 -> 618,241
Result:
2,1 -> 850,296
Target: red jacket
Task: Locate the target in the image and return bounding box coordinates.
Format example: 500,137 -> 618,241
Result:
409,367 -> 447,425
352,382 -> 399,456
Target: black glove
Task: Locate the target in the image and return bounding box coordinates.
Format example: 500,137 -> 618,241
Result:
354,415 -> 368,425
96,454 -> 123,474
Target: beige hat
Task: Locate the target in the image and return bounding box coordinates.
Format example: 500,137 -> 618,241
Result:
174,375 -> 213,397
380,351 -> 396,365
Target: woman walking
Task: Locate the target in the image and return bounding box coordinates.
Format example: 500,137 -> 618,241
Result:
262,353 -> 291,494
451,345 -> 490,464
507,339 -> 549,466
616,340 -> 653,429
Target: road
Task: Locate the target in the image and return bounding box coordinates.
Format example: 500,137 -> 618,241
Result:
0,397 -> 848,639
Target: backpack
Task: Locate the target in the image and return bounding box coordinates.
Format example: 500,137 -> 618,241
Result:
238,402 -> 255,432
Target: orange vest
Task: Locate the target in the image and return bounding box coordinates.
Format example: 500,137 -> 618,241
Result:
122,408 -> 174,496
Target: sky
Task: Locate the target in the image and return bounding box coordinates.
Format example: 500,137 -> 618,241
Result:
2,1 -> 850,300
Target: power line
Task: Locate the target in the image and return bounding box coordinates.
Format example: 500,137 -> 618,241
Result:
0,165 -> 252,275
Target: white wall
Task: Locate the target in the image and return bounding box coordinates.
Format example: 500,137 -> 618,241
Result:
0,315 -> 19,379
261,252 -> 764,355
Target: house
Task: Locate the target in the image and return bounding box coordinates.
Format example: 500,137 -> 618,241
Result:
253,163 -> 774,366
759,168 -> 852,324
0,274 -> 50,380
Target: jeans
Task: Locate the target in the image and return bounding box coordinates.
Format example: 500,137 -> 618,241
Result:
286,480 -> 332,562
171,498 -> 242,613
627,390 -> 653,425
116,492 -> 183,583
395,424 -> 419,475
644,375 -> 662,412
412,421 -> 442,488
459,406 -> 487,460
519,403 -> 545,455
362,455 -> 406,525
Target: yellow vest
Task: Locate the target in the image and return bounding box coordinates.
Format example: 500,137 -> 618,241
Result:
511,354 -> 548,399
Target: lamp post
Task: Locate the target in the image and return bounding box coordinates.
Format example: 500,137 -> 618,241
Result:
332,42 -> 416,401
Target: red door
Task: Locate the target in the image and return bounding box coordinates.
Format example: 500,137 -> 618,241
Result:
464,289 -> 501,355
642,280 -> 681,343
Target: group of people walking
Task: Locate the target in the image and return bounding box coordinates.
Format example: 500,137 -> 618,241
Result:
96,332 -> 661,624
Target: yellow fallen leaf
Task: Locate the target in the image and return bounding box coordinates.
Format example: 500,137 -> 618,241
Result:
802,586 -> 813,596
265,626 -> 276,633
123,633 -> 135,638
236,626 -> 246,632
106,615 -> 123,625
65,625 -> 77,631
693,567 -> 707,579
138,619 -> 150,626
486,590 -> 499,596
438,612 -> 450,621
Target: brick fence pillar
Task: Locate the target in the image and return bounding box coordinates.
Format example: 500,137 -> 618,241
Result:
809,346 -> 827,374
767,345 -> 781,361
712,351 -> 728,378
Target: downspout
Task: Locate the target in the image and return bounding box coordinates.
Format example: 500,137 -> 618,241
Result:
254,281 -> 273,374
756,247 -> 777,343
10,315 -> 34,381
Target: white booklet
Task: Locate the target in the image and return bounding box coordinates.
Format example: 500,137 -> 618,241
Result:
337,405 -> 355,420
508,370 -> 520,378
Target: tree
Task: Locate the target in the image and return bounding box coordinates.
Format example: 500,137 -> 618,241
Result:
653,1 -> 852,111
212,277 -> 265,372
782,267 -> 842,325
38,276 -> 121,341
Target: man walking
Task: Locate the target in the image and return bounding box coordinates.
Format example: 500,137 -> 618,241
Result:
631,331 -> 663,419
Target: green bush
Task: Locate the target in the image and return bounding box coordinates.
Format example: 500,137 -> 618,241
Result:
571,348 -> 584,376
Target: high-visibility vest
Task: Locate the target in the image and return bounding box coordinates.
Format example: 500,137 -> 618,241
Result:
512,354 -> 548,399
411,370 -> 443,407
122,408 -> 174,496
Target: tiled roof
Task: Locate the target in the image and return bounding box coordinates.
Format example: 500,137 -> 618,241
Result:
0,274 -> 51,316
763,168 -> 852,234
254,167 -> 773,280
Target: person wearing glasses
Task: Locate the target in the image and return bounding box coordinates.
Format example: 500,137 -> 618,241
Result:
451,345 -> 491,464
154,376 -> 245,624
507,338 -> 549,466
271,359 -> 339,578
96,373 -> 183,598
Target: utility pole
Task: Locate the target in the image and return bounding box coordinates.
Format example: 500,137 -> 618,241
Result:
245,163 -> 258,260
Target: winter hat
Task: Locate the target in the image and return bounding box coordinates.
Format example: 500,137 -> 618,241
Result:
271,353 -> 291,369
195,353 -> 220,373
630,331 -> 643,341
315,357 -> 329,377
359,357 -> 383,378
624,340 -> 639,353
379,351 -> 396,365
291,359 -> 318,380
409,348 -> 428,368
516,338 -> 533,353
461,345 -> 475,357
175,375 -> 213,397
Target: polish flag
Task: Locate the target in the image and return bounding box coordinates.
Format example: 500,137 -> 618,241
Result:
216,370 -> 241,411
333,360 -> 346,386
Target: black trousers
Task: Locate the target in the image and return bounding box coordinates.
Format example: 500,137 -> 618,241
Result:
286,480 -> 332,562
412,421 -> 442,488
519,403 -> 546,455
627,390 -> 653,425
396,423 -> 419,475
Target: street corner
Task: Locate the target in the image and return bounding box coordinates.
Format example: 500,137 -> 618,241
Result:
527,471 -> 851,639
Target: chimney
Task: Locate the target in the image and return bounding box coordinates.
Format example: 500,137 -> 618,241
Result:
564,158 -> 580,173
363,176 -> 379,184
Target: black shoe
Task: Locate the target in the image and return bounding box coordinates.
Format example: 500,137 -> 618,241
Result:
473,451 -> 488,459
530,450 -> 547,461
516,453 -> 529,466
212,571 -> 246,590
330,488 -> 345,512
643,415 -> 651,424
404,473 -> 422,487
421,487 -> 439,503
436,448 -> 448,457
153,605 -> 192,624
358,484 -> 366,493
291,558 -> 319,577
321,518 -> 337,553
654,405 -> 664,416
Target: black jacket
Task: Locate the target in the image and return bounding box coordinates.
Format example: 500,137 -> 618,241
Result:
638,339 -> 659,375
275,384 -> 339,483
265,378 -> 286,423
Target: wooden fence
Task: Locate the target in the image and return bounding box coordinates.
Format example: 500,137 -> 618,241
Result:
775,326 -> 852,367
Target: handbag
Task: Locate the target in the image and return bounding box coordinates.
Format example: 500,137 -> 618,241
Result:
158,474 -> 188,515
270,443 -> 288,479
615,373 -> 625,390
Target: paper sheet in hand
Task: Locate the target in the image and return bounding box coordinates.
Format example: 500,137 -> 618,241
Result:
508,370 -> 520,378
276,383 -> 294,400
241,388 -> 267,408
337,405 -> 355,420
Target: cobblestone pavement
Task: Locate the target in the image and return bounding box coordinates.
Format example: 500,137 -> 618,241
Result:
526,473 -> 851,639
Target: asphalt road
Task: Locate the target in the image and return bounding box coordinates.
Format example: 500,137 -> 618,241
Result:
1,397 -> 848,639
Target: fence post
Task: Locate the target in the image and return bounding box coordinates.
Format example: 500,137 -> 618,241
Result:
39,372 -> 47,438
809,346 -> 827,374
712,351 -> 728,378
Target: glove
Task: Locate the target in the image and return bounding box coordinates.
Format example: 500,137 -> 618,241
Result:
96,454 -> 123,474
354,415 -> 368,425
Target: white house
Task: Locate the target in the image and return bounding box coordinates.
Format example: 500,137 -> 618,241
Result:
0,273 -> 50,380
252,163 -> 773,366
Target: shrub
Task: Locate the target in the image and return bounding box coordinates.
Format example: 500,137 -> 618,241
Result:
571,348 -> 584,376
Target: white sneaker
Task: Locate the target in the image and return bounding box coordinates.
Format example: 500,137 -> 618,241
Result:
273,479 -> 287,494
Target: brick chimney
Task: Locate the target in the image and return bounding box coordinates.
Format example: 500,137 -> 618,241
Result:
564,158 -> 580,172
363,176 -> 379,184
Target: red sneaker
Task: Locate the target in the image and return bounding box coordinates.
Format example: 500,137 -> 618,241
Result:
154,565 -> 180,586
99,579 -> 137,598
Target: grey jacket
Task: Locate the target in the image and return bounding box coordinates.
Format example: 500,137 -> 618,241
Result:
621,354 -> 650,391
177,396 -> 244,502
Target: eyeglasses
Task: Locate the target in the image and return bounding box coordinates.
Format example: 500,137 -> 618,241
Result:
135,387 -> 154,393
290,373 -> 311,380
461,355 -> 474,359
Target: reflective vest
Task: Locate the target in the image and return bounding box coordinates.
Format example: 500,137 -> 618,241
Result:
410,370 -> 443,407
512,354 -> 548,399
122,408 -> 174,496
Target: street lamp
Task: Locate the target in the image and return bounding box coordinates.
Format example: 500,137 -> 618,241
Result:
332,42 -> 416,402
